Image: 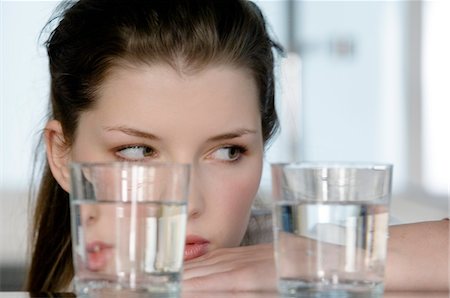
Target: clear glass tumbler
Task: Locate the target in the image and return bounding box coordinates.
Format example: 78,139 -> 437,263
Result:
70,162 -> 190,297
271,163 -> 393,298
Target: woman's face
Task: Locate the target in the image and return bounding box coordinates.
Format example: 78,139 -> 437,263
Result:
70,63 -> 264,270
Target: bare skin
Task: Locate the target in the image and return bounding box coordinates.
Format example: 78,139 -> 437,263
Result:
384,219 -> 449,291
183,243 -> 276,292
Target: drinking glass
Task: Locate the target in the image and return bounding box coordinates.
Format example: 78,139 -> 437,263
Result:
70,162 -> 190,297
271,163 -> 392,298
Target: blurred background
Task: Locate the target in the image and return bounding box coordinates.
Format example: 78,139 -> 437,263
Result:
1,0 -> 449,291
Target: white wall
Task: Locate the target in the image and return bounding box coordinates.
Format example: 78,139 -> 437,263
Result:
2,1 -> 56,191
1,1 -> 59,267
294,1 -> 407,191
422,0 -> 450,196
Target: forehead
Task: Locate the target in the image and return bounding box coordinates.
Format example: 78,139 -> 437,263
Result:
86,63 -> 261,137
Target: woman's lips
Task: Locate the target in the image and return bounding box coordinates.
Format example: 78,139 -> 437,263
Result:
86,241 -> 114,271
184,235 -> 209,261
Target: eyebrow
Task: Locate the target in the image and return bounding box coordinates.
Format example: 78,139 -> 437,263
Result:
206,129 -> 257,142
103,126 -> 256,142
103,125 -> 160,140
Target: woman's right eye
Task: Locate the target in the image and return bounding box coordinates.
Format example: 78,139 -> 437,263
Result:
115,145 -> 156,161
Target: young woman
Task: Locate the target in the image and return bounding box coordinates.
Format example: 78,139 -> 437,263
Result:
26,0 -> 448,292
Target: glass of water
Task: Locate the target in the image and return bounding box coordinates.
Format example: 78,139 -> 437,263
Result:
70,162 -> 190,297
271,163 -> 392,298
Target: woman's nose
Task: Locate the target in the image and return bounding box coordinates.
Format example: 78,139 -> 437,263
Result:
187,166 -> 205,220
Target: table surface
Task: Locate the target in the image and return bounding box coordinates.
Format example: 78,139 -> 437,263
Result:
1,292 -> 449,298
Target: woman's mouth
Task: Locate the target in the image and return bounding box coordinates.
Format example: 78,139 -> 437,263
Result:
86,241 -> 114,271
184,235 -> 209,261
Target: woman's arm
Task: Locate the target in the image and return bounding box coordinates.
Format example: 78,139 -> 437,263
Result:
183,243 -> 276,292
183,220 -> 449,292
385,219 -> 449,291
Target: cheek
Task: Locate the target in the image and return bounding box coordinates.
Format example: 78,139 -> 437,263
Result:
210,161 -> 262,204
225,171 -> 261,210
204,161 -> 263,245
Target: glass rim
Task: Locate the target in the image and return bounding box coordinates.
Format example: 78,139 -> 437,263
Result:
70,161 -> 191,170
270,162 -> 393,171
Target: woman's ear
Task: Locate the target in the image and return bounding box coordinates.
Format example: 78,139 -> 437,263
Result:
45,120 -> 71,192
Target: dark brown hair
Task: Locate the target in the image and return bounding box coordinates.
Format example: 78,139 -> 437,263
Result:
26,0 -> 281,291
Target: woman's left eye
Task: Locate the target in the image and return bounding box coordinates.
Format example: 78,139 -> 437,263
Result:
210,146 -> 246,162
116,145 -> 156,161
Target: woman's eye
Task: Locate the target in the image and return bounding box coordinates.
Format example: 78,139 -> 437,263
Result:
116,145 -> 156,160
211,146 -> 246,162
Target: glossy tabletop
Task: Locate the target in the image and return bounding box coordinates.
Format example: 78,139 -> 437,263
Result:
1,292 -> 449,298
